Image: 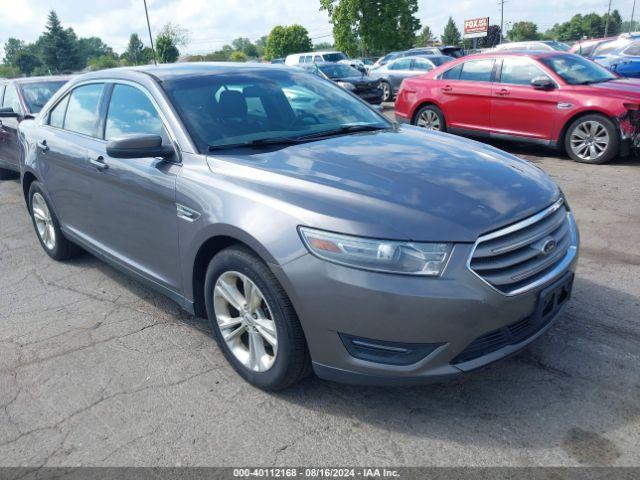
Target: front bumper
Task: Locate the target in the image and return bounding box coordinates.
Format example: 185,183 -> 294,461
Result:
274,217 -> 579,386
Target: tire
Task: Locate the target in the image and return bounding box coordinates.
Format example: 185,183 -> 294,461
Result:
412,104 -> 446,132
28,181 -> 80,261
564,114 -> 619,164
0,167 -> 18,180
204,246 -> 310,390
380,81 -> 392,102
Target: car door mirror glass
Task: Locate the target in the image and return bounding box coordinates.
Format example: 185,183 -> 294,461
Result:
531,77 -> 555,90
106,134 -> 174,160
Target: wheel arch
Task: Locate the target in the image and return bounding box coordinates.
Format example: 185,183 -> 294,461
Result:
21,170 -> 39,206
411,100 -> 445,125
557,109 -> 619,150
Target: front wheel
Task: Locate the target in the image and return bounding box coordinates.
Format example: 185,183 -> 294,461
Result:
564,114 -> 619,164
380,81 -> 392,102
412,104 -> 446,132
204,246 -> 310,390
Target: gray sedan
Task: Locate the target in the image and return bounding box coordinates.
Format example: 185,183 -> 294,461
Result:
369,55 -> 454,101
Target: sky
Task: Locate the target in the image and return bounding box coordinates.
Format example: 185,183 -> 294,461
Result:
0,0 -> 636,56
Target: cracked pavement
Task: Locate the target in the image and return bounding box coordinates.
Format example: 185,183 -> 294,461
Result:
0,142 -> 639,467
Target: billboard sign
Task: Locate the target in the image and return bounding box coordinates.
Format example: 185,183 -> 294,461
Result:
464,17 -> 489,39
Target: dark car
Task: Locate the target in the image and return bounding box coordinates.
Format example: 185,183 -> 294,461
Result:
369,55 -> 453,102
0,76 -> 69,179
19,63 -> 578,390
303,62 -> 383,104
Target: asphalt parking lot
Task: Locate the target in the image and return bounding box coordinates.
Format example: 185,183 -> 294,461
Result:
1,120 -> 639,467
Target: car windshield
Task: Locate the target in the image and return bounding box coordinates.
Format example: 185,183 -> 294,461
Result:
318,64 -> 362,78
322,53 -> 347,62
429,56 -> 454,66
162,69 -> 389,152
19,81 -> 67,113
548,41 -> 571,51
539,54 -> 617,84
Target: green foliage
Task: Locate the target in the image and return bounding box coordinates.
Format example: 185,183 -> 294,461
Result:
0,64 -> 20,78
14,45 -> 43,75
78,37 -> 115,65
441,17 -> 461,45
156,34 -> 179,63
3,38 -> 25,66
121,34 -> 147,65
603,9 -> 622,36
231,37 -> 259,57
546,9 -> 623,41
508,21 -> 540,42
320,0 -> 421,56
229,50 -> 247,62
313,42 -> 335,51
415,25 -> 435,47
88,55 -> 119,71
264,25 -> 313,60
39,10 -> 82,73
477,25 -> 502,48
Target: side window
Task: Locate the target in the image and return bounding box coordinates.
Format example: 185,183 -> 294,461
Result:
623,41 -> 640,56
3,85 -> 22,113
412,58 -> 433,71
390,58 -> 412,70
459,59 -> 495,82
314,55 -> 322,62
500,58 -> 549,85
63,84 -> 104,137
105,84 -> 164,140
441,63 -> 463,80
49,94 -> 70,128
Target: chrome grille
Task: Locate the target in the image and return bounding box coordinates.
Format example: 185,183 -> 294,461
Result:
469,199 -> 576,295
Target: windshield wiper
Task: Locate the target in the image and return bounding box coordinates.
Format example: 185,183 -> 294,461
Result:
576,78 -> 615,85
293,124 -> 390,141
208,136 -> 301,151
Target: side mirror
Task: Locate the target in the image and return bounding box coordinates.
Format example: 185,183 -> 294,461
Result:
106,134 -> 174,160
531,76 -> 555,90
0,107 -> 18,118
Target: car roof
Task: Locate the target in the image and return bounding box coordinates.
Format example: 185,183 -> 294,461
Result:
0,75 -> 72,85
469,50 -> 569,60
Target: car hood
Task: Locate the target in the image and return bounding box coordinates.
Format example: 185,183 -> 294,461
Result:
581,77 -> 640,96
206,126 -> 559,242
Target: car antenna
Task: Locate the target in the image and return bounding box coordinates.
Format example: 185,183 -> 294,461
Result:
143,0 -> 158,66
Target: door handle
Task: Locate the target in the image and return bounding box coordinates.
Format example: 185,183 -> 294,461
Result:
496,88 -> 510,96
441,85 -> 453,92
37,140 -> 49,152
89,155 -> 109,171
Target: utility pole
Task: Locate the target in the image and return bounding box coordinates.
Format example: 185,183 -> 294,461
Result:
604,0 -> 612,37
631,0 -> 637,33
143,0 -> 157,66
499,0 -> 505,44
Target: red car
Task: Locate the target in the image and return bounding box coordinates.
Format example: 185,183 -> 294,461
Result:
395,51 -> 640,164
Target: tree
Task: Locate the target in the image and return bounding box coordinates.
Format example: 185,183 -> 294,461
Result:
320,0 -> 421,56
508,21 -> 540,42
78,37 -> 114,65
156,34 -> 179,63
3,38 -> 25,66
229,51 -> 247,62
157,23 -> 189,48
603,9 -> 623,36
122,34 -> 146,65
231,37 -> 258,57
14,45 -> 43,75
478,25 -> 502,48
88,55 -> 119,71
415,25 -> 435,47
441,17 -> 461,45
313,42 -> 335,51
264,25 -> 312,59
39,10 -> 81,73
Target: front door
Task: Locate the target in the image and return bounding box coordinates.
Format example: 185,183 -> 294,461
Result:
490,57 -> 559,141
0,84 -> 23,170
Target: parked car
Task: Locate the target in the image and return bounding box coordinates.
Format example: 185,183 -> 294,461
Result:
568,37 -> 615,57
270,58 -> 285,64
493,41 -> 571,52
372,51 -> 404,68
284,51 -> 347,66
440,46 -> 465,58
395,51 -> 640,164
590,37 -> 640,78
0,76 -> 69,179
405,47 -> 443,56
302,62 -> 383,104
369,55 -> 453,102
19,63 -> 578,389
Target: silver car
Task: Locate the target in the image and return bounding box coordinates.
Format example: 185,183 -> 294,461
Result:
18,63 -> 579,390
369,55 -> 454,101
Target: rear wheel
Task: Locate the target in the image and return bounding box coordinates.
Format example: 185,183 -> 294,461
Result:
413,104 -> 446,132
204,246 -> 310,390
564,114 -> 619,164
28,181 -> 80,260
380,81 -> 392,102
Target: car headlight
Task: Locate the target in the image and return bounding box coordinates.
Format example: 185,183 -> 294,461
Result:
299,227 -> 452,276
337,81 -> 356,91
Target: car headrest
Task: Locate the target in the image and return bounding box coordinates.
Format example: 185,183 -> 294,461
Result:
218,90 -> 247,119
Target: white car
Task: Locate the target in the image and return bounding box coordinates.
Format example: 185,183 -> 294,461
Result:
284,51 -> 347,66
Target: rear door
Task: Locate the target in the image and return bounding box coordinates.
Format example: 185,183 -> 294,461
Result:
0,84 -> 23,170
490,57 -> 559,141
38,83 -> 107,238
88,82 -> 181,291
438,58 -> 496,132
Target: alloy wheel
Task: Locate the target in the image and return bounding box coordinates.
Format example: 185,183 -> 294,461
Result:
381,83 -> 390,102
213,271 -> 277,372
417,110 -> 442,131
32,193 -> 56,250
569,120 -> 610,162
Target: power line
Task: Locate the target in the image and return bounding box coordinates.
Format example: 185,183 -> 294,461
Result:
142,0 -> 157,65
